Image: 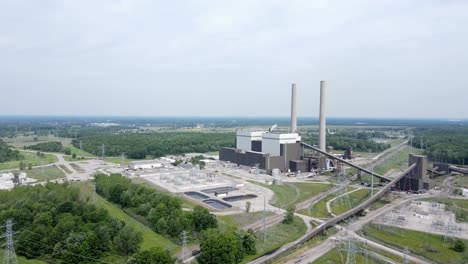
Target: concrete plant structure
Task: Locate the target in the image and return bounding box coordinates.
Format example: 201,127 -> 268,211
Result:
220,81 -> 327,173
290,83 -> 297,133
319,80 -> 326,151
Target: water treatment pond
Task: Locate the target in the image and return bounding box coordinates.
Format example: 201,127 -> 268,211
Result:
203,199 -> 232,209
184,191 -> 209,200
222,194 -> 258,202
201,186 -> 238,194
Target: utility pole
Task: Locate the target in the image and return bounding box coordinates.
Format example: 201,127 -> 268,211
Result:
92,181 -> 96,203
402,247 -> 410,264
371,169 -> 374,197
3,219 -> 18,264
346,236 -> 356,264
263,195 -> 266,242
181,230 -> 188,262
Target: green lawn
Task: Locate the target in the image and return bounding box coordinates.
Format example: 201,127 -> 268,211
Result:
362,224 -> 468,264
68,146 -> 95,158
218,211 -> 275,229
76,182 -> 180,254
0,250 -> 47,264
241,216 -> 307,263
454,176 -> 468,188
255,182 -> 332,209
3,136 -> 72,149
331,188 -> 371,215
0,152 -> 58,171
130,177 -> 199,209
373,146 -> 424,175
11,166 -> 65,182
299,186 -> 357,218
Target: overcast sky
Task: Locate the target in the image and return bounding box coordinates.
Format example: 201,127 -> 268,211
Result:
0,0 -> 467,119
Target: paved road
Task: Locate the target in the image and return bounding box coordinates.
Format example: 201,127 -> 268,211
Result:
282,194 -> 434,264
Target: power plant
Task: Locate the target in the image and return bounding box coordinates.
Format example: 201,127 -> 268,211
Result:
219,81 -> 331,174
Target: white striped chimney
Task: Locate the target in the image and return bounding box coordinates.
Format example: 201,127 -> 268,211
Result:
319,80 -> 326,151
290,83 -> 297,133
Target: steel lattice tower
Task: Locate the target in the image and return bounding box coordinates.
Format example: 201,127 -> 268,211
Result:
3,219 -> 18,264
402,247 -> 410,264
345,237 -> 357,264
181,230 -> 188,262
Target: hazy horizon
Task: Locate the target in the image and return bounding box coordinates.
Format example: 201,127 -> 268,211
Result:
1,1 -> 468,119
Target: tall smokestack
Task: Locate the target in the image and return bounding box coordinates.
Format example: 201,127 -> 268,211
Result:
290,83 -> 297,133
319,80 -> 326,151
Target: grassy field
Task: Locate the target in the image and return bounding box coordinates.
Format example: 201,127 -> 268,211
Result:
331,188 -> 371,215
68,146 -> 95,157
255,182 -> 332,209
0,152 -> 58,171
454,176 -> 468,188
241,216 -> 307,263
218,211 -> 275,229
10,166 -> 65,182
0,250 -> 47,264
76,182 -> 180,254
130,177 -> 200,210
298,186 -> 357,218
362,223 -> 468,264
3,136 -> 72,148
373,146 -> 424,175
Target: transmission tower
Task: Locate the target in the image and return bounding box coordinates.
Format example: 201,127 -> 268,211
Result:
3,219 -> 18,264
101,144 -> 105,159
121,153 -> 125,166
336,162 -> 350,209
181,230 -> 188,262
402,247 -> 410,264
345,236 -> 357,264
92,181 -> 96,203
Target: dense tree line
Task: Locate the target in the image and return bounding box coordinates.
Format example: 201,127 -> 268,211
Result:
334,131 -> 395,140
26,141 -> 65,153
0,139 -> 21,162
198,228 -> 256,264
302,134 -> 391,152
74,132 -> 234,159
0,183 -> 146,263
413,127 -> 468,165
95,174 -> 218,241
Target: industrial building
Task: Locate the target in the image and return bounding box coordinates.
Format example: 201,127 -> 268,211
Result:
129,160 -> 163,170
0,172 -> 36,190
220,81 -> 329,173
396,154 -> 433,192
